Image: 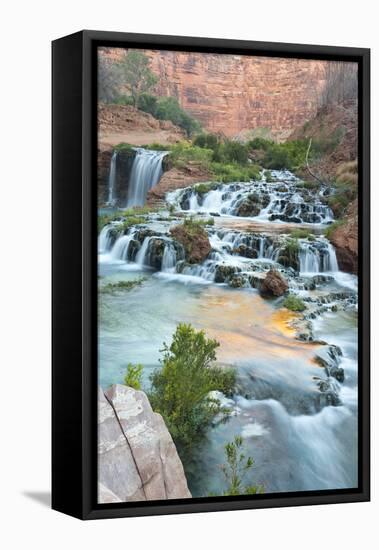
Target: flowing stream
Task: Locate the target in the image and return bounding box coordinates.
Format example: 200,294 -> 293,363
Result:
98,168 -> 358,496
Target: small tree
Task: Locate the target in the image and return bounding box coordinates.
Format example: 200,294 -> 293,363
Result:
149,323 -> 236,454
98,56 -> 122,103
221,436 -> 264,496
124,363 -> 143,390
118,51 -> 158,108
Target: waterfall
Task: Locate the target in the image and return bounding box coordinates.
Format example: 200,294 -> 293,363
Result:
161,243 -> 177,272
135,237 -> 152,266
325,243 -> 339,272
98,225 -> 113,253
127,148 -> 168,207
170,171 -> 335,225
110,234 -> 134,261
299,240 -> 339,274
106,151 -> 117,206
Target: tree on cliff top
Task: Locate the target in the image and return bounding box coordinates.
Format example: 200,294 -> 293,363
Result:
98,56 -> 122,103
118,51 -> 158,108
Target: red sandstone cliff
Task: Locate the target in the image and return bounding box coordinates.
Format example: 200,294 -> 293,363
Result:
100,47 -> 330,138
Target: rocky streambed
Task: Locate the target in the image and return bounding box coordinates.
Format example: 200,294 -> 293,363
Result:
98,170 -> 358,496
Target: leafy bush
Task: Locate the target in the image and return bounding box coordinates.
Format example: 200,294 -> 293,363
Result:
193,133 -> 220,150
210,162 -> 261,183
124,363 -> 144,390
149,324 -> 236,454
282,294 -> 306,312
219,436 -> 264,496
170,142 -> 213,167
289,228 -> 314,239
215,140 -> 249,164
247,138 -> 309,171
154,97 -> 202,136
247,137 -> 274,151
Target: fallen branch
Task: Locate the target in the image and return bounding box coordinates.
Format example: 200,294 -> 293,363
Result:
305,138 -> 324,184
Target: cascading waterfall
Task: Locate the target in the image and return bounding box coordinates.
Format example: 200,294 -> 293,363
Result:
106,150 -> 118,206
110,233 -> 134,262
299,240 -> 339,274
161,243 -> 177,272
168,170 -> 335,225
98,225 -> 114,253
126,148 -> 168,207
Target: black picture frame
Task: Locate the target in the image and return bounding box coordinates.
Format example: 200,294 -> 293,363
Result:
52,30 -> 370,520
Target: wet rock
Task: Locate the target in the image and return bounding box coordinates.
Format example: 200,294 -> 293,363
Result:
170,223 -> 211,264
232,243 -> 258,259
229,274 -> 248,288
214,264 -> 241,284
329,366 -> 345,383
260,269 -> 289,297
316,378 -> 341,407
235,192 -> 270,217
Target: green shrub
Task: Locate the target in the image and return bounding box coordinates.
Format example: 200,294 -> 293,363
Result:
282,294 -> 306,312
289,228 -> 314,239
113,95 -> 134,106
264,169 -> 273,182
194,182 -> 219,195
247,137 -> 273,151
124,363 -> 144,390
193,133 -> 220,150
210,162 -> 261,183
143,142 -> 171,151
220,436 -> 264,496
170,142 -> 213,168
114,142 -> 134,152
247,139 -> 309,171
149,324 -> 236,454
100,278 -> 146,294
216,140 -> 249,164
324,220 -> 344,240
155,97 -> 202,136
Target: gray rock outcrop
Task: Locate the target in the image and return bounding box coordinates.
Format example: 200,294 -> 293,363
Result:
98,384 -> 191,503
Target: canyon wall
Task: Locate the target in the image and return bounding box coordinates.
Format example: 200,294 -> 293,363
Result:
100,47 -> 331,138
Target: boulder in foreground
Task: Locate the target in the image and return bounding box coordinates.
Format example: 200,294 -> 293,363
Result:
98,384 -> 191,503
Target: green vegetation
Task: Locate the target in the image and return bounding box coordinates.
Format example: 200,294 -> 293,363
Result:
193,133 -> 249,164
289,228 -> 314,240
324,220 -> 344,240
219,436 -> 264,496
248,138 -> 310,171
283,294 -> 307,312
100,278 -> 147,294
194,182 -> 219,195
263,169 -> 273,182
325,161 -> 357,218
118,93 -> 201,136
210,162 -> 261,183
149,324 -> 236,454
113,142 -> 134,152
117,51 -> 158,108
280,238 -> 300,267
124,363 -> 144,390
98,206 -> 156,234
